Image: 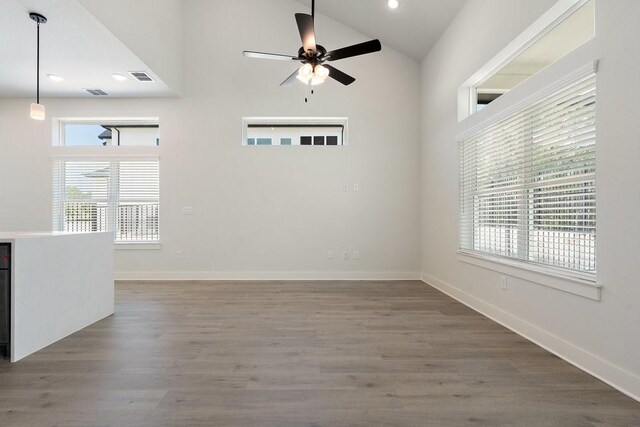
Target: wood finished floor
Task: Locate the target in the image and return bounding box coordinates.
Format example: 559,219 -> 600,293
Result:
0,281 -> 639,427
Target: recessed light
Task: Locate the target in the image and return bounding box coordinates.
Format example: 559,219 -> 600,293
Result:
388,0 -> 399,9
47,74 -> 63,82
112,73 -> 127,82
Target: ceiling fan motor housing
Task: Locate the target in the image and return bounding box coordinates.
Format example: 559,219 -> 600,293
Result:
298,45 -> 327,65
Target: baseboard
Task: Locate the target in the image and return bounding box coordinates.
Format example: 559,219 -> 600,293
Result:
421,272 -> 640,403
115,270 -> 422,281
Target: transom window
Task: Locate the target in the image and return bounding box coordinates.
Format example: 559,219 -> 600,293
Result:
58,120 -> 159,147
242,117 -> 348,146
460,0 -> 595,120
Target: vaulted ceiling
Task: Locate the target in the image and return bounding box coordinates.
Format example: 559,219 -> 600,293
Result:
296,0 -> 466,60
0,0 -> 466,98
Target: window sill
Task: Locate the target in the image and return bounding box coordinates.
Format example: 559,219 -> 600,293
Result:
457,251 -> 601,301
115,242 -> 162,250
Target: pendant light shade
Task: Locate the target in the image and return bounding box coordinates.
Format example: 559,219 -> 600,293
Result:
29,12 -> 47,121
30,103 -> 45,120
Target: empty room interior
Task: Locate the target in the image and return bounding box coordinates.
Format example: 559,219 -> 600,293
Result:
1,0 -> 640,425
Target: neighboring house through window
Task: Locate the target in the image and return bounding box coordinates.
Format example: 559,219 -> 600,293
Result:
242,117 -> 348,146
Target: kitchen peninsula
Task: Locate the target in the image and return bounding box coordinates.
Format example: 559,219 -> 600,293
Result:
0,232 -> 113,362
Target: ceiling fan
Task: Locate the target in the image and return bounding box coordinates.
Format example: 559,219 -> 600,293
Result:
243,0 -> 382,88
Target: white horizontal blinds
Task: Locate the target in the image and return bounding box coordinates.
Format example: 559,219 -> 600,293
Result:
459,73 -> 596,275
117,161 -> 159,242
52,161 -> 111,234
53,159 -> 160,243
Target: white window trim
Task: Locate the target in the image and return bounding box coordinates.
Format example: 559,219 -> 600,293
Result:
458,251 -> 601,301
242,117 -> 349,146
458,0 -> 592,122
115,242 -> 162,250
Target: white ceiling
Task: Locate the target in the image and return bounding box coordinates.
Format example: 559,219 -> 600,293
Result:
0,0 -> 173,98
297,0 -> 467,60
0,0 -> 466,98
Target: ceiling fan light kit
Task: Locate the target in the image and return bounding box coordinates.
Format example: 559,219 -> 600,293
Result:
296,63 -> 330,86
243,0 -> 382,99
29,12 -> 47,120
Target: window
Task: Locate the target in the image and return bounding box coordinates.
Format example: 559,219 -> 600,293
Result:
242,117 -> 348,146
52,119 -> 160,245
59,121 -> 159,146
460,0 -> 595,118
459,70 -> 596,276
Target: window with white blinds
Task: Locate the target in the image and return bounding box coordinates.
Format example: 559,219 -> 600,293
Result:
459,71 -> 596,276
53,159 -> 160,243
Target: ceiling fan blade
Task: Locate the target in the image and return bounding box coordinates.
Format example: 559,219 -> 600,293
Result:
295,13 -> 317,53
324,64 -> 356,86
243,51 -> 299,61
326,40 -> 382,61
280,69 -> 301,87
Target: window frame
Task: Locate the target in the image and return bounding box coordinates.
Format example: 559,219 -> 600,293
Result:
241,117 -> 349,146
53,117 -> 160,147
457,62 -> 600,300
51,118 -> 161,249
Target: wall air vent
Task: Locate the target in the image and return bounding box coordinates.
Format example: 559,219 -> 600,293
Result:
128,71 -> 154,82
85,89 -> 108,96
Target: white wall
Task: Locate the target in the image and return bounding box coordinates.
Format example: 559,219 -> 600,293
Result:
421,0 -> 640,399
0,0 -> 421,280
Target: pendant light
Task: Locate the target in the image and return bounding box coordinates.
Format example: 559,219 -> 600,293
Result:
29,12 -> 47,121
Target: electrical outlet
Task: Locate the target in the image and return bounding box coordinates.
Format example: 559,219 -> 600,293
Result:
177,250 -> 183,260
343,251 -> 349,261
500,276 -> 508,290
343,184 -> 349,192
182,207 -> 194,215
327,250 -> 334,259
353,183 -> 360,192
353,251 -> 360,260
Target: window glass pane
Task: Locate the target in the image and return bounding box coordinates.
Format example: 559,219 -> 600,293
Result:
300,136 -> 312,146
280,138 -> 292,145
256,138 -> 272,145
62,123 -> 160,146
326,136 -> 338,146
63,124 -> 107,147
247,138 -> 255,145
314,136 -> 325,146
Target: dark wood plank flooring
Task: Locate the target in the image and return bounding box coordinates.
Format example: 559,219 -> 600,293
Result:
1,281 -> 639,426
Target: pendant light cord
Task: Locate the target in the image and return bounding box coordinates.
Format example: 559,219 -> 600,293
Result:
36,21 -> 40,104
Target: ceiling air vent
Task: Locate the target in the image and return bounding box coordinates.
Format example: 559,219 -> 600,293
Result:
85,88 -> 108,96
128,71 -> 154,82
